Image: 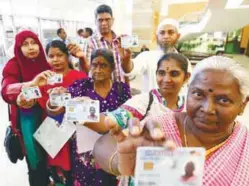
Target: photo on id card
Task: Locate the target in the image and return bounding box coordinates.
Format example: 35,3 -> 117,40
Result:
135,147 -> 205,186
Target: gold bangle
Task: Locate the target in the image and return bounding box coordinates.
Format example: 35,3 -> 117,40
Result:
109,151 -> 118,175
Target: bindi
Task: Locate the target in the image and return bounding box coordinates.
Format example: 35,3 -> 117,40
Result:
208,89 -> 213,92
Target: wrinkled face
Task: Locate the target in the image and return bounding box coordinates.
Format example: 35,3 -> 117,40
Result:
59,29 -> 67,40
156,59 -> 188,95
96,13 -> 114,35
47,47 -> 69,71
185,162 -> 195,175
21,37 -> 40,59
157,25 -> 180,49
187,70 -> 248,133
91,56 -> 113,81
90,107 -> 96,115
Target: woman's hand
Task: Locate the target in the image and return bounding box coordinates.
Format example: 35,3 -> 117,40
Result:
105,117 -> 176,176
68,44 -> 85,58
28,70 -> 54,87
46,86 -> 67,116
47,86 -> 67,95
16,92 -> 36,109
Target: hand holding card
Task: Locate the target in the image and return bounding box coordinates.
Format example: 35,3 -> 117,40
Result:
22,86 -> 42,101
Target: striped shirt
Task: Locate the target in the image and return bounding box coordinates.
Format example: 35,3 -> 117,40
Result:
86,31 -> 125,83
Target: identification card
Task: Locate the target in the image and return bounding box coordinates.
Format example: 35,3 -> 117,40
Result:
47,74 -> 63,85
22,86 -> 42,100
49,93 -> 71,107
135,147 -> 205,186
121,35 -> 139,48
33,117 -> 76,158
65,100 -> 100,122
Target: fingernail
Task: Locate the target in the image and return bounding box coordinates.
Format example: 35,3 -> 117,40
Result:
153,128 -> 163,138
131,126 -> 140,135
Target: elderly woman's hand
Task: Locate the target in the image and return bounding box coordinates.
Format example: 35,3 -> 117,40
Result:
105,117 -> 176,176
17,92 -> 36,109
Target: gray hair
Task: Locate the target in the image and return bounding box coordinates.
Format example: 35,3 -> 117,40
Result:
189,56 -> 249,101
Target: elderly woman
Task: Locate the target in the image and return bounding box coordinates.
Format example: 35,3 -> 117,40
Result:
47,48 -> 131,186
93,56 -> 249,186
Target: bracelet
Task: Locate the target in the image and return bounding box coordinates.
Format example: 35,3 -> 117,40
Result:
46,100 -> 62,112
109,108 -> 133,129
109,151 -> 118,176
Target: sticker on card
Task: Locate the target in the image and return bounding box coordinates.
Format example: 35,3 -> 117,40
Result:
47,74 -> 63,85
22,86 -> 42,100
33,117 -> 76,158
134,147 -> 205,186
65,99 -> 100,122
49,93 -> 71,107
121,35 -> 139,49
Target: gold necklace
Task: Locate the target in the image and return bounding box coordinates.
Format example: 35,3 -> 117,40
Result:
183,116 -> 230,159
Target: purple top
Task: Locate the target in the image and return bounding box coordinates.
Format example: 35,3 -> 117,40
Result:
67,77 -> 131,186
68,77 -> 131,112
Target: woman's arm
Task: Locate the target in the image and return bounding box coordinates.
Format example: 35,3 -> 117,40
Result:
93,133 -> 119,175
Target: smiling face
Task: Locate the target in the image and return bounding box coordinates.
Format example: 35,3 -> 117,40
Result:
187,69 -> 248,133
21,37 -> 40,59
156,58 -> 188,96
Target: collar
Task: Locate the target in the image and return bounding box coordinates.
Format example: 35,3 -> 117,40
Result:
95,30 -> 119,42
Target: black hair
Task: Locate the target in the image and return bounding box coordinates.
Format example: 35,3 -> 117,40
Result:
57,28 -> 64,36
46,40 -> 73,69
156,53 -> 189,75
77,29 -> 84,35
90,48 -> 115,70
84,27 -> 93,36
95,4 -> 113,18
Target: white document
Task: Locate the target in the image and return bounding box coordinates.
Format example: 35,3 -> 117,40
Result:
76,124 -> 101,154
33,117 -> 76,158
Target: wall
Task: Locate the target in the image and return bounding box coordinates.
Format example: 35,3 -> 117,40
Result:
240,25 -> 249,49
166,2 -> 207,19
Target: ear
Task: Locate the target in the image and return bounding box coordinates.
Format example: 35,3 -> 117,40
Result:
240,96 -> 249,114
184,72 -> 191,83
176,33 -> 181,41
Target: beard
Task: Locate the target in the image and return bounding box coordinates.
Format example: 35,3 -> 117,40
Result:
157,40 -> 175,53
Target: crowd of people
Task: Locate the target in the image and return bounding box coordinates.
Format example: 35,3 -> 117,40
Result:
1,3 -> 249,186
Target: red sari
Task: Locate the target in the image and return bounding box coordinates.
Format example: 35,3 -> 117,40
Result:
38,69 -> 87,171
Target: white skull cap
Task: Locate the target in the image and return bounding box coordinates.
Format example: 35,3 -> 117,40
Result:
157,18 -> 179,34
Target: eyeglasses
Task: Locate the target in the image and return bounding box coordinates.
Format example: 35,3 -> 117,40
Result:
91,63 -> 110,69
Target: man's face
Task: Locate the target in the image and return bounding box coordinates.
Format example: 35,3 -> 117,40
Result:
157,24 -> 180,49
96,13 -> 114,35
59,29 -> 67,40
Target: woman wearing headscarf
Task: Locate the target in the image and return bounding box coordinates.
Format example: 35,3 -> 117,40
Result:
1,30 -> 51,186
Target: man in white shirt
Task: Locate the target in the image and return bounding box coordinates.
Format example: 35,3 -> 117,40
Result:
121,18 -> 192,93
